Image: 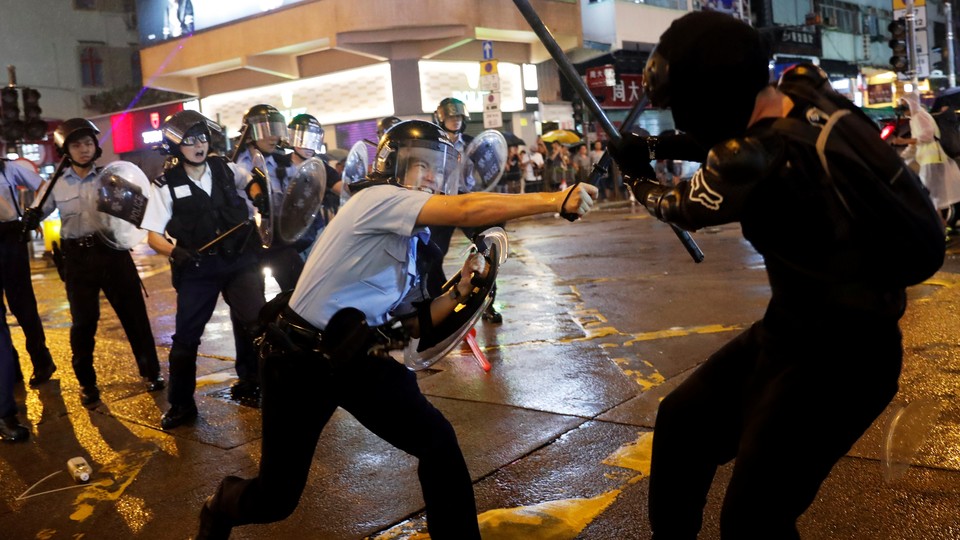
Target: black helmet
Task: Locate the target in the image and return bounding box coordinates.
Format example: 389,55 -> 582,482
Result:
369,120 -> 459,195
159,110 -> 222,156
53,118 -> 102,163
435,97 -> 469,134
643,11 -> 770,149
377,116 -> 402,139
286,113 -> 324,153
242,103 -> 287,143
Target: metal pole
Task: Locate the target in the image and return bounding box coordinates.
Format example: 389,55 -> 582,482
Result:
948,1 -> 957,88
906,0 -> 919,87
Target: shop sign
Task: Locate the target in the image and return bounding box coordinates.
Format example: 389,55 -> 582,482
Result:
590,74 -> 644,109
110,102 -> 184,154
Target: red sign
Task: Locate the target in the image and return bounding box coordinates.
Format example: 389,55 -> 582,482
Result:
591,73 -> 645,109
586,64 -> 616,89
110,103 -> 184,154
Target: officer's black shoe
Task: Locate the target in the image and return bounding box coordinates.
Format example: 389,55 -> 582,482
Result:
196,495 -> 233,540
482,305 -> 503,324
229,380 -> 260,401
0,416 -> 29,442
29,363 -> 57,387
161,403 -> 198,430
145,376 -> 166,392
80,386 -> 101,408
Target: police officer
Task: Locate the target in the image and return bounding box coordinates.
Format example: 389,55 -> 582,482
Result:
611,12 -> 910,537
274,113 -> 342,260
195,120 -> 597,539
377,115 -> 402,140
235,103 -> 304,292
429,97 -> 505,322
0,323 -> 28,441
141,110 -> 266,429
20,119 -> 164,408
1,159 -> 57,386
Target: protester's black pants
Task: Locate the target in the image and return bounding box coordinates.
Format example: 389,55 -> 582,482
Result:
648,317 -> 902,539
210,347 -> 481,539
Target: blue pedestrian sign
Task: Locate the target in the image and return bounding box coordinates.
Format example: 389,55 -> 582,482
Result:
482,40 -> 494,61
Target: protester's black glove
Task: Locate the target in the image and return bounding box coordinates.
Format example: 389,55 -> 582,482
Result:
252,193 -> 271,217
608,132 -> 657,180
169,246 -> 200,268
20,207 -> 42,233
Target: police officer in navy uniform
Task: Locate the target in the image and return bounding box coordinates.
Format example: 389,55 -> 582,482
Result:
195,120 -> 598,539
235,103 -> 304,292
274,113 -> 342,260
611,12 -> 912,537
20,119 -> 164,408
141,110 -> 267,429
0,322 -> 28,441
1,159 -> 57,386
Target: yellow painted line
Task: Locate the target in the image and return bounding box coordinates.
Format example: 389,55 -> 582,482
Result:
623,323 -> 743,346
71,446 -> 158,529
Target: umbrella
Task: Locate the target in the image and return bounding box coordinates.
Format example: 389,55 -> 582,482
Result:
500,131 -> 526,147
541,129 -> 581,144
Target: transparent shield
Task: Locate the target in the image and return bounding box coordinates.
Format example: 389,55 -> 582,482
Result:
277,157 -> 328,244
339,140 -> 370,206
249,148 -> 274,248
395,143 -> 459,195
883,398 -> 943,483
95,161 -> 150,250
403,227 -> 508,370
462,130 -> 508,192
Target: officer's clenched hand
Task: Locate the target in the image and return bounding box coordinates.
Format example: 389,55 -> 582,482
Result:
609,132 -> 657,180
253,193 -> 271,217
560,183 -> 598,220
170,245 -> 200,268
20,207 -> 42,232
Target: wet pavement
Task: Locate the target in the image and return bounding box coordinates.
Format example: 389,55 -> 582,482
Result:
2,201 -> 960,539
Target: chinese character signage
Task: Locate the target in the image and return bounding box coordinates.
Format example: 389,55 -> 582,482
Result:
591,74 -> 644,109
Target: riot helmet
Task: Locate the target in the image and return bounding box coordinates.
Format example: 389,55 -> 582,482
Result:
377,116 -> 402,139
370,120 -> 459,195
54,118 -> 102,165
286,113 -> 324,158
642,12 -> 770,149
159,110 -> 222,165
435,97 -> 469,134
242,104 -> 287,152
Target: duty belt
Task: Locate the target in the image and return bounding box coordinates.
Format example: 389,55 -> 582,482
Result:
62,235 -> 100,249
276,308 -> 325,352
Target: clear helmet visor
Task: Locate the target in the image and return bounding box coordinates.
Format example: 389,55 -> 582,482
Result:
394,142 -> 459,195
288,124 -> 324,152
248,113 -> 288,141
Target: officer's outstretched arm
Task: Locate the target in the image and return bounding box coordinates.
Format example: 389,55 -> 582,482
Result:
628,135 -> 781,231
416,183 -> 598,227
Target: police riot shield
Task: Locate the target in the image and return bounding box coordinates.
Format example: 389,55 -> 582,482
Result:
461,130 -> 508,192
339,140 -> 370,206
95,161 -> 149,250
277,157 -> 328,244
403,227 -> 510,370
248,147 -> 274,248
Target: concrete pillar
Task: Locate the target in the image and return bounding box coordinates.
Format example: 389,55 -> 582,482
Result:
390,58 -> 424,117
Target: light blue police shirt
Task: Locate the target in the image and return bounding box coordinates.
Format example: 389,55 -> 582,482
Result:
39,166 -> 103,238
0,161 -> 43,223
288,184 -> 433,330
236,147 -> 282,216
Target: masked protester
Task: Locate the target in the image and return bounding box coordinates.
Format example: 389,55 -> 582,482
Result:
195,120 -> 598,540
609,12 -> 915,537
1,159 -> 57,388
274,113 -> 342,260
427,97 -> 506,322
140,110 -> 267,430
19,119 -> 164,408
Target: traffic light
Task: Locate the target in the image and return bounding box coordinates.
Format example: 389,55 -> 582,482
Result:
21,88 -> 46,141
0,87 -> 23,143
888,18 -> 909,73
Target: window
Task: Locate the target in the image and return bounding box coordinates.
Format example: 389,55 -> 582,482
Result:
79,46 -> 104,87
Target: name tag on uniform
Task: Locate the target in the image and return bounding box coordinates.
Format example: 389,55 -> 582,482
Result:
173,185 -> 192,199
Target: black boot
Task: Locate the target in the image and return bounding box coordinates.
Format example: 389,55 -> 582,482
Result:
29,362 -> 57,387
196,495 -> 232,540
0,416 -> 29,442
161,402 -> 198,430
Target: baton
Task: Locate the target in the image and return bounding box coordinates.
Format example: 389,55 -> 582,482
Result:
197,220 -> 251,253
20,155 -> 71,238
512,0 -> 703,263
